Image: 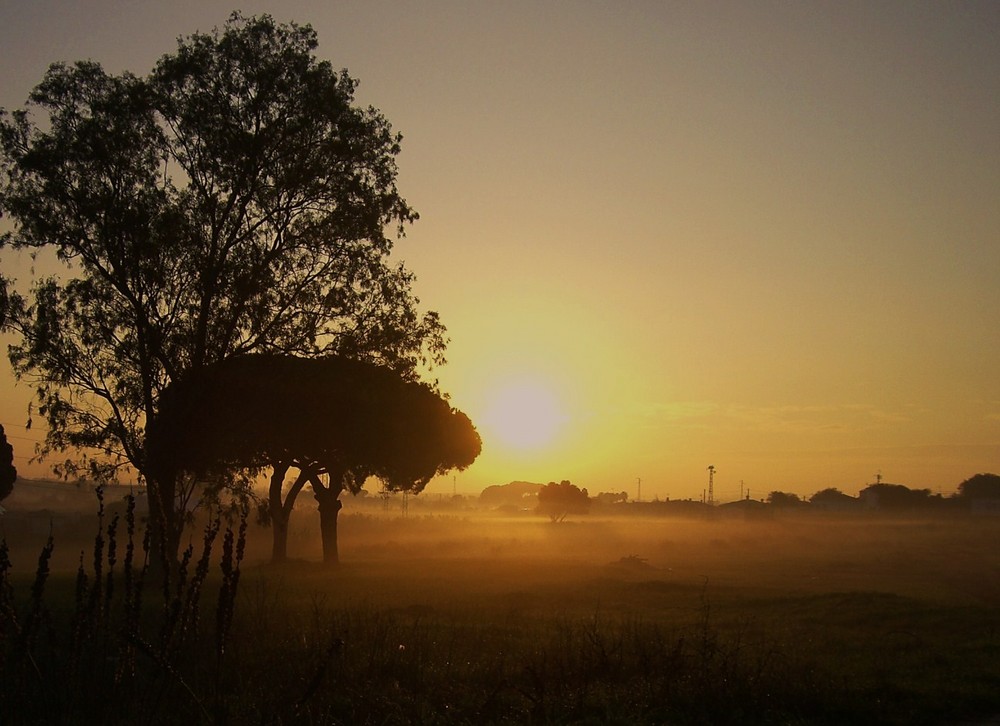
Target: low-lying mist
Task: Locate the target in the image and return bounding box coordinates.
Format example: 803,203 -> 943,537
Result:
4,482 -> 997,610
4,483 -> 1000,725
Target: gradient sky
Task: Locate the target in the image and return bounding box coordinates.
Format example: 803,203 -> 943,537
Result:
1,1 -> 997,501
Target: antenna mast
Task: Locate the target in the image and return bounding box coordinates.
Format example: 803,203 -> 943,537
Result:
706,465 -> 716,506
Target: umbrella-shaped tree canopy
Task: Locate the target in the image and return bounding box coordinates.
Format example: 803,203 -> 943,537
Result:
148,353 -> 481,564
149,353 -> 480,486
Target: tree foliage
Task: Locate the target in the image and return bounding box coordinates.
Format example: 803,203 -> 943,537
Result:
478,481 -> 542,509
858,482 -> 939,510
808,487 -> 857,509
148,354 -> 481,563
0,13 -> 445,558
0,424 -> 15,502
956,473 -> 1000,500
766,491 -> 803,507
149,354 -> 480,489
536,480 -> 590,522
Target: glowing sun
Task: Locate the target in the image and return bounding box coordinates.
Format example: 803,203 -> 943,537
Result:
480,378 -> 567,452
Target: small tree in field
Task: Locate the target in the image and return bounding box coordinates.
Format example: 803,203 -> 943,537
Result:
149,354 -> 481,564
537,480 -> 590,522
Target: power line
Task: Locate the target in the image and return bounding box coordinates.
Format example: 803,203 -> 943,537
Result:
1,421 -> 42,438
3,433 -> 42,444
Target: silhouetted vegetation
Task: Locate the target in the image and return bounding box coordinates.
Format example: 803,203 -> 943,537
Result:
150,354 -> 480,565
858,482 -> 943,511
479,481 -> 541,510
473,476 -> 1000,520
537,480 -> 591,522
0,488 -> 249,724
594,490 -> 629,505
809,487 -> 859,510
0,13 -> 444,569
0,424 -> 14,503
766,490 -> 803,507
957,473 -> 1000,500
3,488 -> 1000,724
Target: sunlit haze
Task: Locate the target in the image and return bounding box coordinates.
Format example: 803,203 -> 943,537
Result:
0,1 -> 997,500
480,377 -> 567,453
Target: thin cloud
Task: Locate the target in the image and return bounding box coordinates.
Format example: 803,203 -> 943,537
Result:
631,401 -> 918,433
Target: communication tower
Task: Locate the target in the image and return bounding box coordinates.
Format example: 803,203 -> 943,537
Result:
707,465 -> 716,506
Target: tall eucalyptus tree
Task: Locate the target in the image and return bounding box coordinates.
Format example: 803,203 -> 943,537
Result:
0,13 -> 445,563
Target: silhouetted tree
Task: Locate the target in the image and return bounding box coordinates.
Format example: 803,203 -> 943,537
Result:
0,277 -> 8,330
956,473 -> 1000,500
537,480 -> 590,522
766,491 -> 803,507
0,13 -> 444,567
0,424 -> 15,503
149,354 -> 481,564
479,481 -> 542,509
809,487 -> 858,510
858,482 -> 940,511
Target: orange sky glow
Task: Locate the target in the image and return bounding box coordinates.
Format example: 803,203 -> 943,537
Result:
1,1 -> 997,501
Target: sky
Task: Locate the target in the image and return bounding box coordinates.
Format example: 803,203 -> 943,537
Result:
0,1 -> 998,501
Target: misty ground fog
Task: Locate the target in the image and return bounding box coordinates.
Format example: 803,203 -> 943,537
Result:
8,484 -> 996,612
5,484 -> 1000,724
316,508 -> 998,606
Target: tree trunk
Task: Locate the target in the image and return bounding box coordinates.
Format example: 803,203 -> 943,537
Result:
269,463 -> 291,563
303,467 -> 347,567
315,490 -> 343,566
269,463 -> 310,564
272,515 -> 289,562
312,471 -> 345,566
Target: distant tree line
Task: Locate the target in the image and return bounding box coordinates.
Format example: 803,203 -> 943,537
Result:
477,474 -> 1000,518
765,473 -> 1000,512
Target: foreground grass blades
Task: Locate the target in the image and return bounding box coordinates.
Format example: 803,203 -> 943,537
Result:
2,497 -> 1000,724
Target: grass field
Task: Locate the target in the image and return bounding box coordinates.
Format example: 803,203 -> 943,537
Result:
2,502 -> 1000,724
